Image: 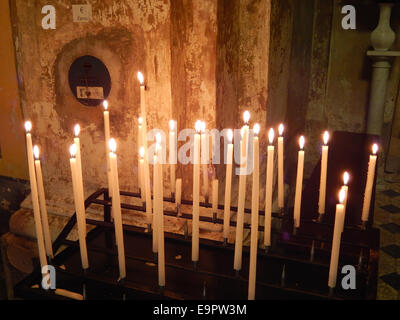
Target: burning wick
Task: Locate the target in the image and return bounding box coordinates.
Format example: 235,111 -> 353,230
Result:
109,138 -> 117,153
299,136 -> 305,150
74,124 -> 80,137
268,128 -> 275,145
24,121 -> 32,133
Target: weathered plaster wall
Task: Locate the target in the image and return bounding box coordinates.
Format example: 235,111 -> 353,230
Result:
0,0 -> 27,180
11,0 -> 173,214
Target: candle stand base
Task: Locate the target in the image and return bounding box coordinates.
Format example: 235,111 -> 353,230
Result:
14,178 -> 379,300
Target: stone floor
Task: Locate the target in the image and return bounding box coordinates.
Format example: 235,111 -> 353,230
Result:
375,173 -> 400,300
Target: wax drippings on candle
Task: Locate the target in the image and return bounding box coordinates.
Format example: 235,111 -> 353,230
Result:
278,124 -> 284,136
109,138 -> 117,153
24,121 -> 32,133
299,136 -> 305,150
227,129 -> 233,143
268,128 -> 275,144
323,131 -> 329,145
253,123 -> 260,136
103,100 -> 108,110
70,144 -> 77,157
243,110 -> 250,124
339,188 -> 346,203
343,172 -> 349,185
372,144 -> 378,155
137,71 -> 144,85
33,145 -> 40,160
74,124 -> 80,137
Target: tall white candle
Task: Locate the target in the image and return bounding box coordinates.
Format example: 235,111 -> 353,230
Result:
294,136 -> 305,228
200,121 -> 209,202
108,138 -> 126,280
277,124 -> 285,209
248,124 -> 260,300
103,101 -> 112,195
74,124 -> 86,235
139,147 -> 145,203
138,72 -> 153,229
169,120 -> 177,198
223,130 -> 234,241
154,136 -> 165,287
318,131 -> 330,215
69,144 -> 89,270
341,172 -> 349,233
212,179 -> 219,215
192,121 -> 202,263
234,111 -> 250,272
328,189 -> 345,289
138,116 -> 143,193
361,144 -> 378,222
24,122 -> 47,275
264,128 -> 275,247
33,146 -> 53,259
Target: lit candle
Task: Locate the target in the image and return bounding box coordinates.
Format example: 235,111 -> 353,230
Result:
154,135 -> 165,287
248,123 -> 260,300
103,101 -> 112,195
169,120 -> 177,198
328,189 -> 345,289
73,124 -> 86,234
192,120 -> 202,264
138,72 -> 153,230
264,128 -> 275,247
361,144 -> 378,223
234,111 -> 250,272
200,121 -> 209,202
341,172 -> 349,233
223,129 -> 233,242
277,124 -> 284,209
33,146 -> 53,259
318,131 -> 330,215
108,138 -> 126,280
212,179 -> 219,219
138,117 -> 143,194
139,147 -> 145,204
24,122 -> 47,275
294,136 -> 305,228
69,144 -> 89,270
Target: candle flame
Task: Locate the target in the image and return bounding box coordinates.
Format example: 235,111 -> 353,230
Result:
240,127 -> 245,138
343,171 -> 349,185
109,138 -> 117,153
227,129 -> 233,143
74,124 -> 80,137
243,110 -> 250,124
195,120 -> 202,133
268,128 -> 275,144
323,131 -> 329,145
139,146 -> 145,159
339,188 -> 346,204
299,136 -> 305,150
137,71 -> 144,85
372,143 -> 378,155
253,123 -> 260,136
169,119 -> 175,131
138,116 -> 143,125
200,121 -> 206,133
156,133 -> 162,144
33,145 -> 39,160
69,144 -> 77,157
103,100 -> 108,110
278,123 -> 284,136
24,121 -> 32,133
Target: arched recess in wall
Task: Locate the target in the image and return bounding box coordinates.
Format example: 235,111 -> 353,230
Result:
53,27 -> 145,138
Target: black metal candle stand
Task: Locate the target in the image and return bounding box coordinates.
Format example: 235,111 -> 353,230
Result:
14,186 -> 379,300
